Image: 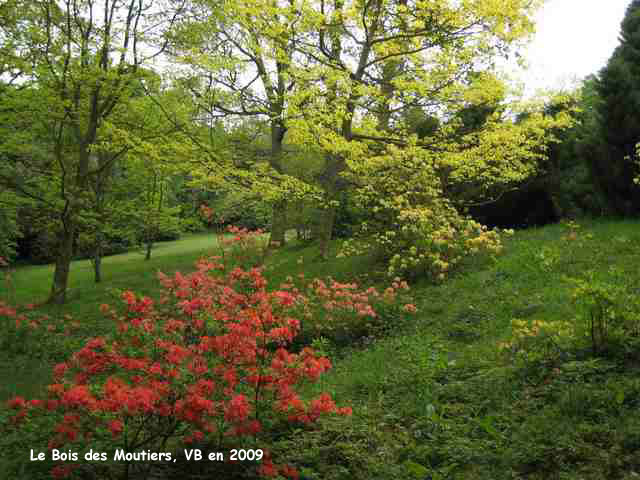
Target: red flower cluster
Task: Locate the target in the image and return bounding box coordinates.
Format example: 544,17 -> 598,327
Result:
3,227 -> 418,478
6,250 -> 351,479
271,273 -> 416,342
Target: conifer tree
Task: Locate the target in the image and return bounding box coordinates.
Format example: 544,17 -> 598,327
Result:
595,0 -> 640,214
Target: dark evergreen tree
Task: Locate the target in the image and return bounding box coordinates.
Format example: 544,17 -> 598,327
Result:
594,0 -> 640,214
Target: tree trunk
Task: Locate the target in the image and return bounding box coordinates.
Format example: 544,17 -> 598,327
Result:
92,152 -> 112,284
47,225 -> 75,304
269,200 -> 288,248
315,151 -> 345,260
317,203 -> 336,261
145,241 -> 152,261
47,140 -> 91,304
93,232 -> 103,283
268,122 -> 288,249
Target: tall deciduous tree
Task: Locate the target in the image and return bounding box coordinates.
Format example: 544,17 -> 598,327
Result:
170,0 -> 310,248
287,0 -> 545,258
0,0 -> 184,303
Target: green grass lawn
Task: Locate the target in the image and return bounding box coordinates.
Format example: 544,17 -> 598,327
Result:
4,232 -> 221,307
3,220 -> 640,479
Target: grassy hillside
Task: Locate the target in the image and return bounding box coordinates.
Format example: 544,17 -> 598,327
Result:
2,219 -> 640,479
293,219 -> 640,479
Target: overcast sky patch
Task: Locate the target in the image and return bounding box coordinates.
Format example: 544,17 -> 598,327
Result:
513,0 -> 629,95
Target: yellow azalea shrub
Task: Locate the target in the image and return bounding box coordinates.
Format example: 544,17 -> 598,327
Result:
339,143 -> 510,281
500,318 -> 573,361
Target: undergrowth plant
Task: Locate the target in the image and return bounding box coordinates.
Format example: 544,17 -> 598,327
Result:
500,318 -> 572,364
1,256 -> 83,360
571,271 -> 640,356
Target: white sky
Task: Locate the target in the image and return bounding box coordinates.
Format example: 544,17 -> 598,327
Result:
513,0 -> 630,96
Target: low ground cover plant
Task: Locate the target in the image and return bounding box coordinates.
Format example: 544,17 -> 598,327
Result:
571,271 -> 640,357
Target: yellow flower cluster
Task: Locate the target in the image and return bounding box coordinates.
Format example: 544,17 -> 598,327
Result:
340,199 -> 505,282
500,318 -> 572,352
336,143 -> 516,282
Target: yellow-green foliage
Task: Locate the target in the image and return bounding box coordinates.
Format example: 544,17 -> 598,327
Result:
571,272 -> 640,355
500,318 -> 572,361
176,0 -> 572,269
338,141 -> 513,280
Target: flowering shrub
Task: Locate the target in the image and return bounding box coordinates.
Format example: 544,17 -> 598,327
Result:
1,260 -> 82,359
0,301 -> 82,360
2,226 -> 420,478
340,144 -> 508,281
199,204 -> 226,232
3,258 -> 351,479
216,225 -> 269,270
274,274 -> 417,346
211,226 -> 418,344
499,318 -> 572,363
340,197 -> 505,281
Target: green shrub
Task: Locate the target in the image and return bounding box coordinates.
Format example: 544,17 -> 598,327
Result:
500,318 -> 572,365
0,191 -> 20,262
0,303 -> 83,362
211,190 -> 271,231
571,271 -> 640,356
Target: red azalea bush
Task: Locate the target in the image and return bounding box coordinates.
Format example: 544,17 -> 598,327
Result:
1,257 -> 82,359
0,301 -> 83,359
199,204 -> 226,233
217,225 -> 269,270
2,227 -> 418,479
4,260 -> 351,479
275,274 -> 417,346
